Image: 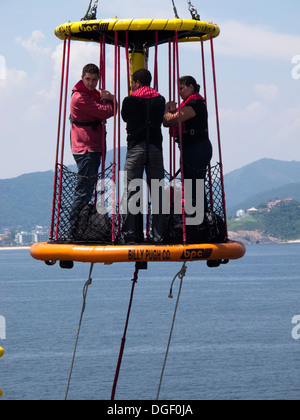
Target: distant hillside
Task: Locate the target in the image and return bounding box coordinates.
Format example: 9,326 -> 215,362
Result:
0,157 -> 299,231
0,148 -> 126,230
0,170 -> 54,229
228,199 -> 300,240
226,182 -> 300,217
224,159 -> 300,210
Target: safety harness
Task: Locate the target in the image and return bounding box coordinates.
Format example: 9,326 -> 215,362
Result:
69,115 -> 102,131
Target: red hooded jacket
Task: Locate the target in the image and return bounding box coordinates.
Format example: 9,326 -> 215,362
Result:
70,80 -> 115,154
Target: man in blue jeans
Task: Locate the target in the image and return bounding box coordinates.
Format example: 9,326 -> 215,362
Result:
69,63 -> 115,237
121,69 -> 166,243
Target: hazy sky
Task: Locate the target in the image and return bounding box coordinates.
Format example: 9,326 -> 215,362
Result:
0,0 -> 299,179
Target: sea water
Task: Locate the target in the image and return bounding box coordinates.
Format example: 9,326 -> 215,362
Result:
0,243 -> 299,400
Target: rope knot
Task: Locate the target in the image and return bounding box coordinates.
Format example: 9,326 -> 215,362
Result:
179,264 -> 187,279
168,262 -> 187,299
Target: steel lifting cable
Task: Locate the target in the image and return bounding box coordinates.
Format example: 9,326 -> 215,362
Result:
156,262 -> 187,400
171,0 -> 180,18
65,262 -> 94,400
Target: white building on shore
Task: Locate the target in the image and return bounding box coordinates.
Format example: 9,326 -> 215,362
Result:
15,226 -> 50,245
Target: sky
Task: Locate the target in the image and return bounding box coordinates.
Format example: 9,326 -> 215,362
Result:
0,0 -> 299,179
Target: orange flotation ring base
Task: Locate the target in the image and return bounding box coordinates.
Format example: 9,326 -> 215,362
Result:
30,241 -> 246,264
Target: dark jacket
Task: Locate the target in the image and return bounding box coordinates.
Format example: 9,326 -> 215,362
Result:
182,97 -> 209,145
121,87 -> 165,150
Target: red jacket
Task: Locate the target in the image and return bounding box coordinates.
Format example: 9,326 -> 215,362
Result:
70,80 -> 115,154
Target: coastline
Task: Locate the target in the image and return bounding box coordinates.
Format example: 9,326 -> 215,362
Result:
228,230 -> 300,245
0,237 -> 300,250
0,247 -> 31,250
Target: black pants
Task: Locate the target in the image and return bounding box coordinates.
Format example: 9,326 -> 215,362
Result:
121,143 -> 166,243
182,139 -> 213,212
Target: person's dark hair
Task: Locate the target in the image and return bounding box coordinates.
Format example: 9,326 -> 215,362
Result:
82,63 -> 100,77
132,68 -> 152,87
179,75 -> 200,93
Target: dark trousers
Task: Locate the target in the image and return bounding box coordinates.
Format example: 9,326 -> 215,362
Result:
121,143 -> 166,243
182,139 -> 213,213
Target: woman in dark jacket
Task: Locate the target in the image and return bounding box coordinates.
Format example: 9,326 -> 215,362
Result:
163,75 -> 212,213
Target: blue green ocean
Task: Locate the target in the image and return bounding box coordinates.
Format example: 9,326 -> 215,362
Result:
0,243 -> 299,400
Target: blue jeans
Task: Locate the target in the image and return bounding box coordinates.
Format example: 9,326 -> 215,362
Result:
69,151 -> 101,233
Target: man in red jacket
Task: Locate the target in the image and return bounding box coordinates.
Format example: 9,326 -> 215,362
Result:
69,63 -> 115,237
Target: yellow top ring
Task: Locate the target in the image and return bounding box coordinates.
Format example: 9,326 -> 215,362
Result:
54,18 -> 220,46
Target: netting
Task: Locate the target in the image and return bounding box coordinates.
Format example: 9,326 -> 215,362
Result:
163,162 -> 227,244
50,163 -> 117,243
49,162 -> 227,244
48,29 -> 228,247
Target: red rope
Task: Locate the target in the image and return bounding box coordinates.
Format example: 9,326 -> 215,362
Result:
172,39 -> 176,189
168,40 -> 175,205
111,264 -> 139,400
125,31 -> 130,95
200,38 -> 207,102
94,36 -> 106,205
153,31 -> 159,91
174,33 -> 187,244
59,36 -> 71,169
117,44 -> 121,239
55,35 -> 71,242
100,35 -> 107,186
111,31 -> 119,243
200,38 -> 214,211
210,37 -> 228,238
99,35 -> 106,91
168,41 -> 173,180
50,39 -> 66,239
